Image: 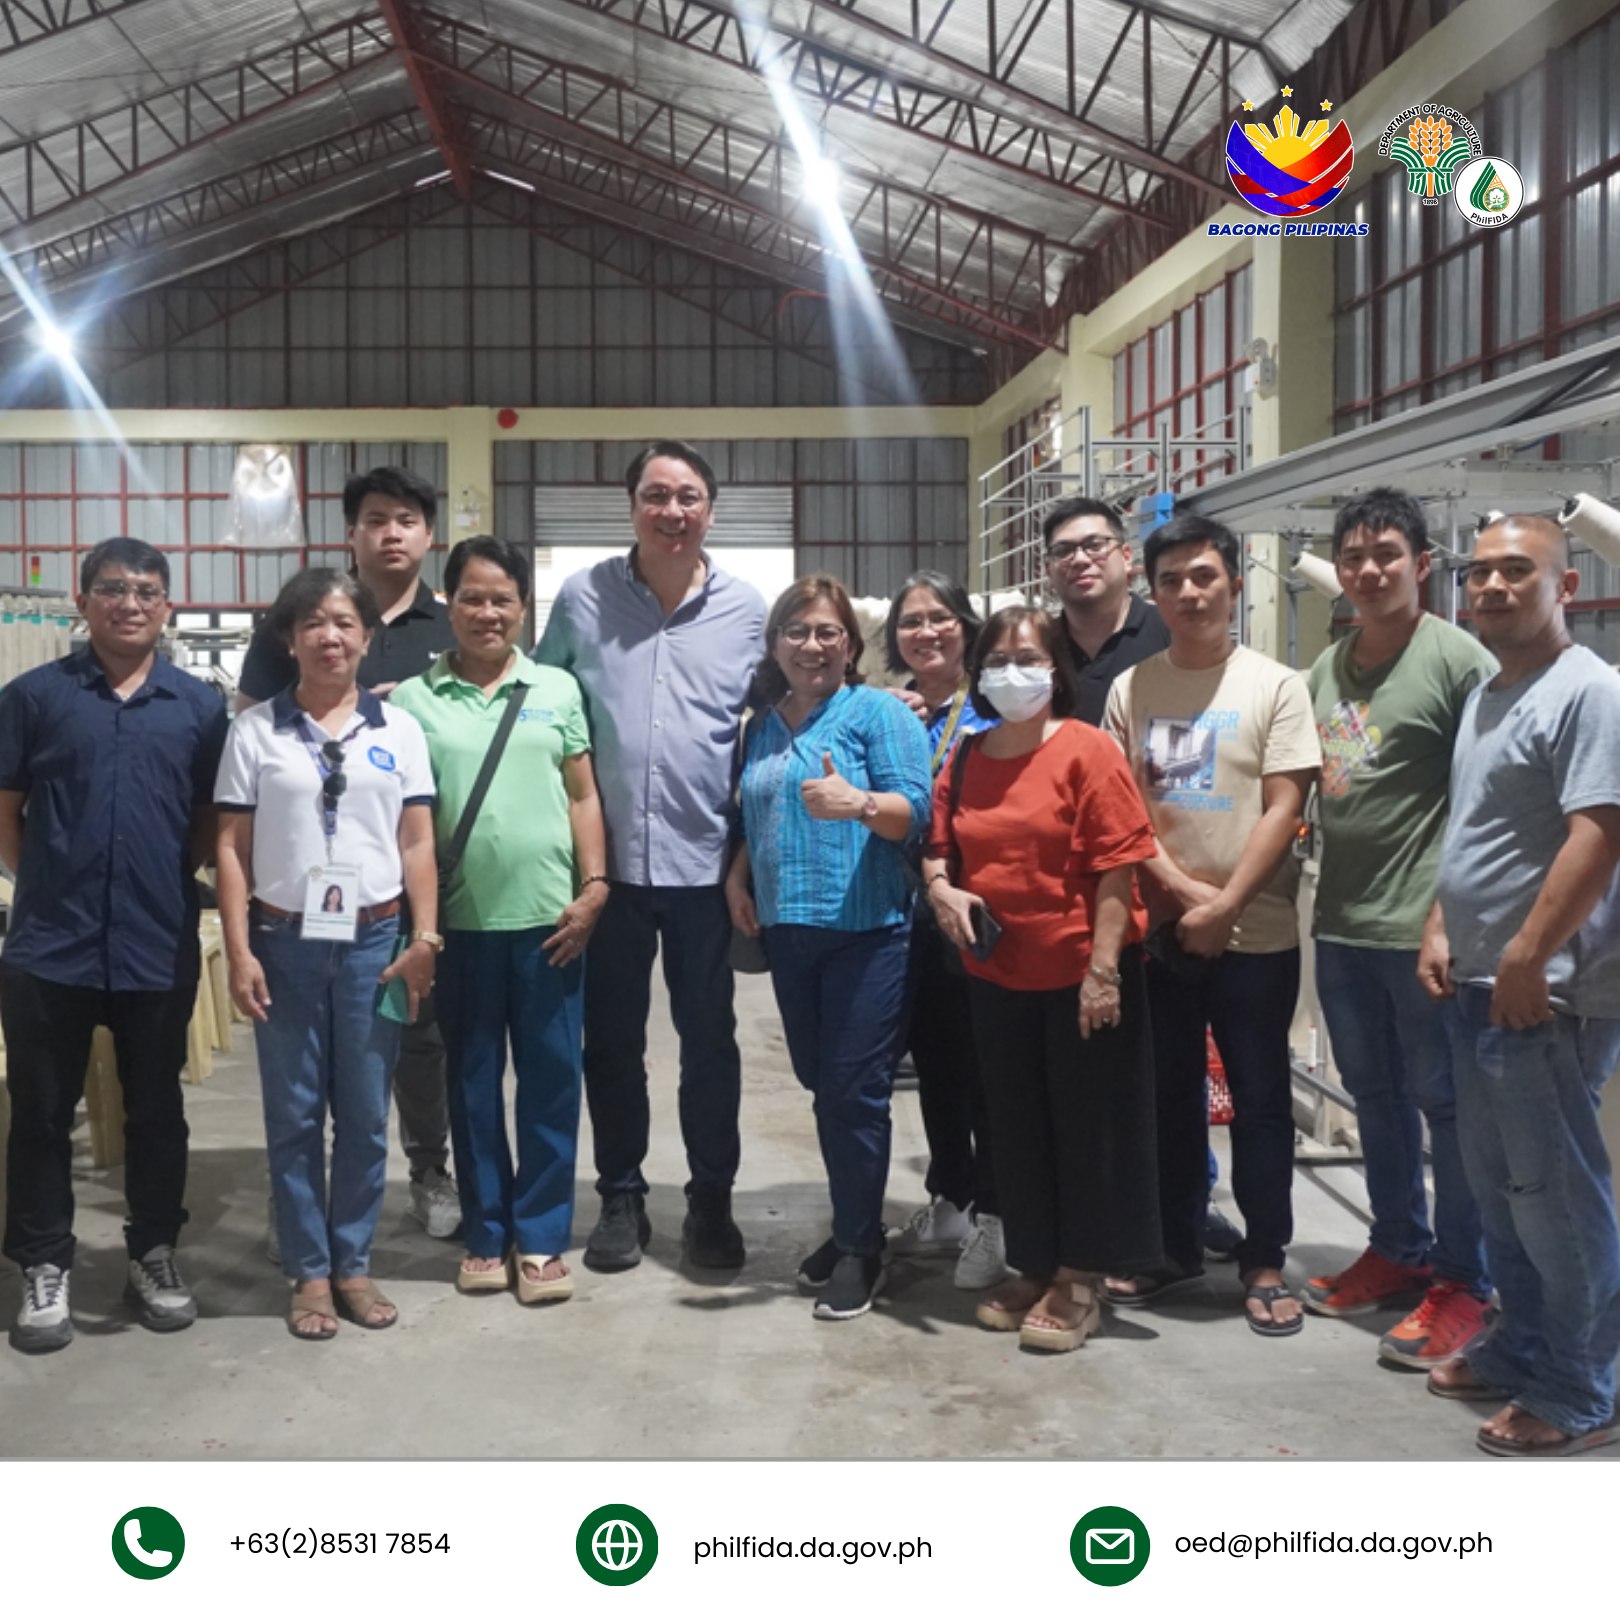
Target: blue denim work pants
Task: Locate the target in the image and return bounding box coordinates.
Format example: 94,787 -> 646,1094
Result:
252,913 -> 402,1281
438,927 -> 584,1259
1316,940 -> 1488,1293
764,922 -> 911,1258
1446,986 -> 1620,1434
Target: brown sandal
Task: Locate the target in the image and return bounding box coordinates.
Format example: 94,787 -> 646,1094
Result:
333,1278 -> 398,1331
288,1285 -> 338,1342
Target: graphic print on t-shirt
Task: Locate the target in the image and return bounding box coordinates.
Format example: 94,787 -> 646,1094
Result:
1318,699 -> 1382,798
1143,710 -> 1236,809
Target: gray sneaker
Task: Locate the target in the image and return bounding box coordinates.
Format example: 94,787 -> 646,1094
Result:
409,1168 -> 462,1240
12,1264 -> 73,1354
126,1245 -> 197,1332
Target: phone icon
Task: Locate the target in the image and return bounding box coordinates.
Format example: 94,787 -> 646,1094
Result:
111,1508 -> 185,1580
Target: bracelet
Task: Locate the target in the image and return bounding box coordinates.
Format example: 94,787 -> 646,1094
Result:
409,929 -> 445,953
1086,962 -> 1122,987
580,875 -> 610,890
926,873 -> 951,887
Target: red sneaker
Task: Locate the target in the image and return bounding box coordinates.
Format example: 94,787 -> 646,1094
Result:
1379,1282 -> 1490,1369
1301,1247 -> 1432,1317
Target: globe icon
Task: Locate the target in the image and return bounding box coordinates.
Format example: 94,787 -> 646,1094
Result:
592,1520 -> 643,1571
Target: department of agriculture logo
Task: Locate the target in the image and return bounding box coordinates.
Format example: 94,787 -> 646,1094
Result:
1225,87 -> 1354,218
111,1507 -> 185,1580
1453,156 -> 1524,227
1071,1505 -> 1150,1587
576,1503 -> 658,1586
1378,103 -> 1482,204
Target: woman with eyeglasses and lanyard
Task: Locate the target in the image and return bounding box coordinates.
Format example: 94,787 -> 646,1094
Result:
217,568 -> 439,1341
921,605 -> 1161,1353
880,574 -> 1007,1291
726,576 -> 932,1322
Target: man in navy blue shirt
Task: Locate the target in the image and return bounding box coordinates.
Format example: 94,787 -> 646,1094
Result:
0,537 -> 228,1354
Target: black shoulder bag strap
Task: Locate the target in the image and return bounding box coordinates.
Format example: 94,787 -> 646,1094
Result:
943,728 -> 976,857
438,681 -> 529,885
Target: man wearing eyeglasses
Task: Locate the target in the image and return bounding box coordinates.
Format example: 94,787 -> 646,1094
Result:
1043,497 -> 1170,726
0,538 -> 228,1353
537,441 -> 765,1274
237,466 -> 459,1248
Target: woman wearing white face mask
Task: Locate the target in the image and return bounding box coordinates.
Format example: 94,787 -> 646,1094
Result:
921,606 -> 1163,1353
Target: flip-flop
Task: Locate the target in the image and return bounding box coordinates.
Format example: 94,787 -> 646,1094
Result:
333,1278 -> 398,1331
457,1256 -> 512,1295
1476,1413 -> 1620,1458
1244,1281 -> 1304,1337
287,1286 -> 338,1342
1427,1362 -> 1512,1402
515,1254 -> 574,1305
1103,1267 -> 1205,1308
975,1294 -> 1039,1332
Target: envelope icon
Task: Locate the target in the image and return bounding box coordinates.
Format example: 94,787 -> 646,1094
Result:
1085,1528 -> 1135,1565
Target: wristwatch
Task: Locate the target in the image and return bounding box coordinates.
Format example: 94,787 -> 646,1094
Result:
1086,961 -> 1122,987
410,929 -> 446,953
860,794 -> 879,821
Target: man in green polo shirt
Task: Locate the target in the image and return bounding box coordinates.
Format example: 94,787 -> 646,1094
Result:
392,537 -> 609,1300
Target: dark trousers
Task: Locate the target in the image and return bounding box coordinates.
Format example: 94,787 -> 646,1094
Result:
394,995 -> 450,1181
765,922 -> 911,1257
583,883 -> 742,1197
0,962 -> 192,1270
907,918 -> 996,1215
1147,949 -> 1300,1276
968,949 -> 1161,1278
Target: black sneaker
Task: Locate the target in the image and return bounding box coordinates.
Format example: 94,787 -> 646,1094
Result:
583,1193 -> 651,1272
813,1250 -> 887,1321
796,1237 -> 840,1292
683,1184 -> 745,1270
1202,1205 -> 1243,1262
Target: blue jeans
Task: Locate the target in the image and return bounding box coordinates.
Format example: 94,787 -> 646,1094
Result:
583,884 -> 741,1197
1148,949 -> 1300,1276
252,913 -> 403,1281
438,928 -> 584,1258
1316,941 -> 1488,1293
1447,986 -> 1620,1434
765,922 -> 910,1257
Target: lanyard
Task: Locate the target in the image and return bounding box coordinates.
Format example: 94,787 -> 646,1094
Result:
295,712 -> 368,864
929,684 -> 969,777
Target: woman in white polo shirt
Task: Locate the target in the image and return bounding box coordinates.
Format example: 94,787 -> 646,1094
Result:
216,568 -> 439,1341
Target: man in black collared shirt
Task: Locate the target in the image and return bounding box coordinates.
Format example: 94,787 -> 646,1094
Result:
0,538 -> 228,1352
1044,496 -> 1171,727
237,467 -> 459,1243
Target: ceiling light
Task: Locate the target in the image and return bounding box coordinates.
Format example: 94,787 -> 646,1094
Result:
34,318 -> 74,361
800,153 -> 842,212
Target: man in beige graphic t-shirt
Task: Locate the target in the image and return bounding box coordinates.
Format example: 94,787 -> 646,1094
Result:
1104,514 -> 1321,1335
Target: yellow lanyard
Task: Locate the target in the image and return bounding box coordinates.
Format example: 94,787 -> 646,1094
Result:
929,684 -> 969,777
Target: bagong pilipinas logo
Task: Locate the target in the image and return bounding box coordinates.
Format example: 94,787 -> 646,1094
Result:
1225,87 -> 1354,218
1377,103 -> 1482,204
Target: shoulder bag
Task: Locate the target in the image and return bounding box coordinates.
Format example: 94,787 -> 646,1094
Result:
436,680 -> 530,889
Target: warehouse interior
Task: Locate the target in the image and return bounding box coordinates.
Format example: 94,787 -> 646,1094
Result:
2,0 -> 1620,1459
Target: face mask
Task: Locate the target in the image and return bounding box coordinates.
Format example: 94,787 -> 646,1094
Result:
980,664 -> 1053,722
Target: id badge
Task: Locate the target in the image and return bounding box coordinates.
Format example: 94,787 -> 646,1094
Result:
300,865 -> 361,942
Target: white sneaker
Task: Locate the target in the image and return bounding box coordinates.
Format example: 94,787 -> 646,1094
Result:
266,1194 -> 281,1268
126,1245 -> 197,1332
11,1264 -> 72,1354
954,1213 -> 1009,1290
409,1168 -> 462,1240
890,1197 -> 972,1256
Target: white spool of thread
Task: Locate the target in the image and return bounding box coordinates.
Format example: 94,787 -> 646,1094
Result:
1560,493 -> 1620,566
1291,551 -> 1344,601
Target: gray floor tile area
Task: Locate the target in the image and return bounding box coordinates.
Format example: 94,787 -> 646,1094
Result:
0,972 -> 1549,1461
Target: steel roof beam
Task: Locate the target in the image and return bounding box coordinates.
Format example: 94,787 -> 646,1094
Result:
533,0 -> 1193,223
0,108 -> 433,314
376,0 -> 473,198
0,14 -> 399,243
0,0 -> 150,59
457,108 -> 1051,351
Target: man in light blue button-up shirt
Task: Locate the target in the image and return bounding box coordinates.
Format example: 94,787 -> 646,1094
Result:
537,441 -> 765,1276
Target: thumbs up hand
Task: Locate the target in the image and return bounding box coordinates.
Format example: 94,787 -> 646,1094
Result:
800,750 -> 866,821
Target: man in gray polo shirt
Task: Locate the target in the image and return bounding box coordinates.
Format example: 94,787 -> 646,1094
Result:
1420,514 -> 1620,1458
537,441 -> 765,1273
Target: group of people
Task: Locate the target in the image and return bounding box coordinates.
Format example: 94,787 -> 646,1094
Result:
2,443 -> 1618,1461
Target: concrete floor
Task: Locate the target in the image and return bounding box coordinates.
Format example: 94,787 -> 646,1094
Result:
0,972 -> 1537,1461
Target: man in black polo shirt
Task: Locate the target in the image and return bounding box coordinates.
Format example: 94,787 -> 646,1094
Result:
237,466 -> 458,1242
0,537 -> 228,1353
1044,496 -> 1171,726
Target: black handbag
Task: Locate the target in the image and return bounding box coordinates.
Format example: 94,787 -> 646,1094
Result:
918,731 -> 978,977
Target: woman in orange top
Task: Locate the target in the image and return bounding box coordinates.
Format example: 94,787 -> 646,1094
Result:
922,605 -> 1162,1352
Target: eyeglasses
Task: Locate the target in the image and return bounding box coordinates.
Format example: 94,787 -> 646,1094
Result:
1047,536 -> 1121,564
637,487 -> 708,512
779,623 -> 847,647
896,610 -> 959,633
980,653 -> 1054,670
89,580 -> 166,607
320,740 -> 348,809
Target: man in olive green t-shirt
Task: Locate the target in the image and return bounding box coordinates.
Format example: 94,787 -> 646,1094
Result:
1301,489 -> 1497,1371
